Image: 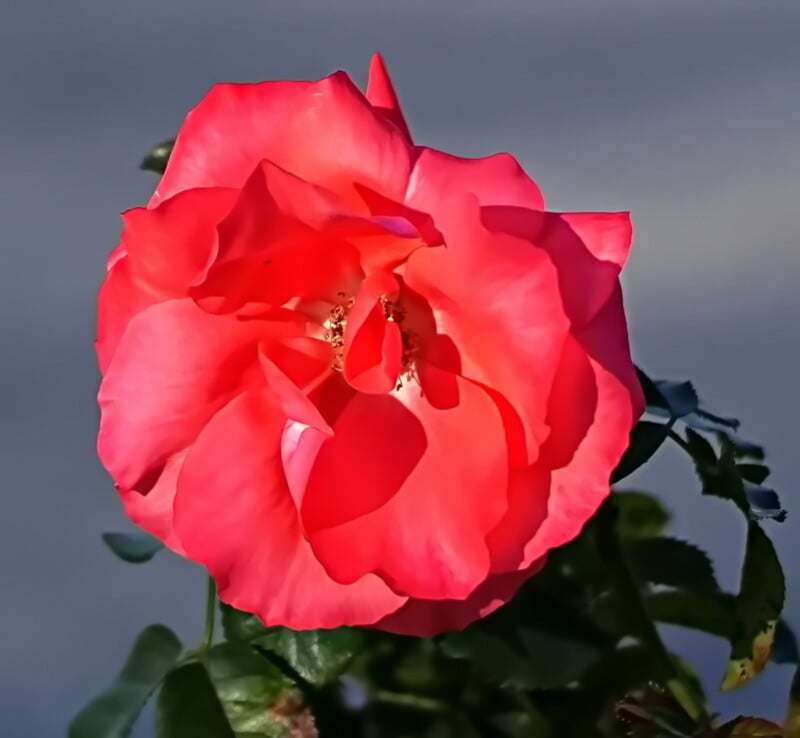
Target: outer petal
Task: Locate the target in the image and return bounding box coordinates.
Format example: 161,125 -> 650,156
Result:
374,559 -> 546,636
173,389 -> 407,628
405,147 -> 544,212
98,299 -> 282,493
514,284 -> 644,568
482,206 -> 633,329
118,450 -> 188,554
405,195 -> 569,460
153,73 -> 412,207
302,369 -> 509,601
96,255 -> 166,372
366,54 -> 412,142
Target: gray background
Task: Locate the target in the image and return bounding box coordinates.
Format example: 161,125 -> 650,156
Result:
1,0 -> 798,734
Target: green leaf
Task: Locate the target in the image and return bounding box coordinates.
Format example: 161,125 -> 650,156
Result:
101,532 -> 164,564
69,624 -> 182,738
614,491 -> 673,540
653,380 -> 699,419
624,537 -> 719,593
722,521 -> 786,691
643,590 -> 736,639
156,663 -> 235,738
221,603 -> 363,686
773,620 -> 800,664
140,138 -> 175,174
737,464 -> 771,485
744,483 -> 787,523
685,432 -> 751,516
614,684 -> 700,738
204,642 -> 308,737
440,625 -> 601,689
612,421 -> 671,483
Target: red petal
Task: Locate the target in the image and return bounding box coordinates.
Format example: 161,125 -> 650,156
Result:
302,369 -> 509,600
366,54 -> 412,142
96,255 -> 166,372
173,389 -> 407,628
343,272 -> 403,393
482,206 -> 633,328
406,147 -> 544,212
118,450 -> 188,554
153,73 -> 412,207
98,299 -> 280,492
405,195 -> 569,461
374,559 -> 546,636
513,285 -> 643,568
122,186 -> 237,292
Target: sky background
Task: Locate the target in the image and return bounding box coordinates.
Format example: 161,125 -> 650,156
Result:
2,0 -> 799,735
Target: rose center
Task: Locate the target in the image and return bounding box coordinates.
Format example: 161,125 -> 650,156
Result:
323,291 -> 418,390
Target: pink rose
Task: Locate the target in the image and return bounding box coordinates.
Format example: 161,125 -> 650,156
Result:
97,55 -> 643,635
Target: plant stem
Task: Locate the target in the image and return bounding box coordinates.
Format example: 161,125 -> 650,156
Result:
201,574 -> 217,652
373,690 -> 448,713
594,501 -> 707,724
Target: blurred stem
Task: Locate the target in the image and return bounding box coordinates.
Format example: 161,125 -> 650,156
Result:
594,500 -> 708,725
373,689 -> 448,713
201,575 -> 217,652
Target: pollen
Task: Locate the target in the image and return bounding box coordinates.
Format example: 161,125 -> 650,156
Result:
381,295 -> 418,390
323,291 -> 353,371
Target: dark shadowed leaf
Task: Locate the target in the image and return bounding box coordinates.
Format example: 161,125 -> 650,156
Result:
682,408 -> 740,434
636,366 -> 668,409
744,483 -> 787,523
440,625 -> 601,689
615,684 -> 700,738
221,604 -> 363,686
737,464 -> 771,485
140,138 -> 175,174
644,590 -> 736,639
614,491 -> 672,540
712,717 -> 784,737
156,662 -> 235,738
204,642 -> 309,737
722,522 -> 786,691
653,380 -> 699,419
612,422 -> 671,483
625,538 -> 719,593
69,624 -> 182,738
102,532 -> 164,564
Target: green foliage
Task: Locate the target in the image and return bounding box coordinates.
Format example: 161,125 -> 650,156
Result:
156,662 -> 236,738
624,537 -> 719,593
69,625 -> 182,738
101,532 -> 164,564
614,491 -> 673,540
612,421 -> 671,483
221,603 -> 364,686
140,138 -> 174,174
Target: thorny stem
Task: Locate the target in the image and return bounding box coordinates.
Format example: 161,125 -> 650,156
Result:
594,501 -> 708,725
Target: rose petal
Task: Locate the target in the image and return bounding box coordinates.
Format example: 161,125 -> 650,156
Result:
374,558 -> 546,636
303,369 -> 509,600
173,389 -> 407,628
343,272 -> 403,393
96,255 -> 166,372
405,195 -> 569,461
366,53 -> 412,142
406,147 -> 544,212
515,284 -> 644,568
118,450 -> 188,554
98,299 -> 285,492
153,73 -> 411,207
482,206 -> 633,328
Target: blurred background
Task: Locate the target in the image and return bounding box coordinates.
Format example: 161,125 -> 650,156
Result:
1,0 -> 798,734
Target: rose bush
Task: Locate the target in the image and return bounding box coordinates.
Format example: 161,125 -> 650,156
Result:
96,54 -> 643,635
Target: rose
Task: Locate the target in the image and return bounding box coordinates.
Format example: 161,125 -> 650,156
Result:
96,54 -> 643,635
